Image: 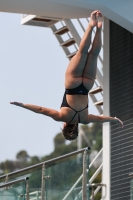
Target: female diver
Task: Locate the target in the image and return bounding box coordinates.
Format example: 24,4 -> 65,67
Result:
10,10 -> 123,140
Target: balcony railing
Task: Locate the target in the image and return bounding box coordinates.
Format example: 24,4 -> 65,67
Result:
0,147 -> 90,200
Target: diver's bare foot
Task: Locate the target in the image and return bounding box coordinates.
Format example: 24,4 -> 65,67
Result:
90,10 -> 98,28
96,11 -> 103,29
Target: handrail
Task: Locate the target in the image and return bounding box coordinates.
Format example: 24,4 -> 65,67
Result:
89,164 -> 103,184
62,173 -> 84,200
90,183 -> 106,200
0,177 -> 29,188
0,147 -> 90,180
28,191 -> 41,195
90,186 -> 102,200
62,148 -> 102,200
89,148 -> 103,168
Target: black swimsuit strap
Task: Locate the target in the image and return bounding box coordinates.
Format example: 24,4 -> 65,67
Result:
68,105 -> 77,112
69,111 -> 78,123
78,104 -> 88,112
77,105 -> 88,123
69,104 -> 88,123
78,112 -> 80,123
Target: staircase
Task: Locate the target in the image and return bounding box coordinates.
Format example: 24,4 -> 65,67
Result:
21,15 -> 103,115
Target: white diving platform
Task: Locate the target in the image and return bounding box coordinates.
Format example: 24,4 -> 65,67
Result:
0,0 -> 133,32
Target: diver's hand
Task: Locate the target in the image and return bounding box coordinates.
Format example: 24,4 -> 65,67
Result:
10,102 -> 23,107
114,117 -> 124,128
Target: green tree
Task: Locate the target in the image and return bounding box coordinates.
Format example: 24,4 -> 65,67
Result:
54,133 -> 65,149
16,150 -> 29,163
0,160 -> 20,173
81,123 -> 102,151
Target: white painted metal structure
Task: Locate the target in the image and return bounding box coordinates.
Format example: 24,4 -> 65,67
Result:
102,18 -> 110,200
0,0 -> 133,32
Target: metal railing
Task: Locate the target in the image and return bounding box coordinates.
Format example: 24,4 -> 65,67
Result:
0,148 -> 89,180
90,183 -> 106,200
62,148 -> 103,200
0,147 -> 90,200
0,177 -> 29,200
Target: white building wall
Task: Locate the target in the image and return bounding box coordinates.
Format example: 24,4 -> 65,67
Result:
102,17 -> 110,200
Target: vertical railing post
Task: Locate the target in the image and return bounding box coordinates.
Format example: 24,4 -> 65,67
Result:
5,175 -> 8,190
26,177 -> 29,200
91,186 -> 95,200
36,191 -> 39,200
82,148 -> 88,200
41,163 -> 46,200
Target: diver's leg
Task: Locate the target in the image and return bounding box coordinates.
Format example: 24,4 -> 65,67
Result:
83,12 -> 103,90
65,10 -> 98,89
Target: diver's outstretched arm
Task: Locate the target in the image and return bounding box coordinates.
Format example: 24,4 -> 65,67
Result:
87,114 -> 123,128
10,102 -> 61,121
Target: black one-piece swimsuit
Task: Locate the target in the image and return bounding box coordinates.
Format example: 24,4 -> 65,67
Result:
60,83 -> 89,123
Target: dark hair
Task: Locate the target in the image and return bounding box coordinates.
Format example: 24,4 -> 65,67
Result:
62,120 -> 79,140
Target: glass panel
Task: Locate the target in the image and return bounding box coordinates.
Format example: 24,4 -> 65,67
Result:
28,169 -> 42,199
130,178 -> 133,200
5,168 -> 42,199
10,168 -> 42,199
0,150 -> 90,200
45,154 -> 89,200
0,181 -> 26,200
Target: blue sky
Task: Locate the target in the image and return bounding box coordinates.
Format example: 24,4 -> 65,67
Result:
0,12 -> 98,162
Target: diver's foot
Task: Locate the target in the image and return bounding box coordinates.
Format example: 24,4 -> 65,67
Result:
90,10 -> 98,28
96,11 -> 103,29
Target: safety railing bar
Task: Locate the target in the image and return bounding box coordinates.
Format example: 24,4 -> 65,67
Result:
64,164 -> 103,199
62,149 -> 103,199
63,164 -> 102,200
43,147 -> 89,164
75,189 -> 82,199
91,183 -> 106,187
73,184 -> 89,200
90,183 -> 106,200
90,186 -> 102,200
89,164 -> 103,184
28,191 -> 41,195
90,184 -> 105,199
74,182 -> 105,200
0,147 -> 90,180
62,173 -> 84,200
0,177 -> 29,188
89,148 -> 103,168
82,149 -> 88,199
29,197 -> 40,200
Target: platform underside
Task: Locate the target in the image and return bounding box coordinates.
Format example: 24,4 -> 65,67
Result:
0,0 -> 133,32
